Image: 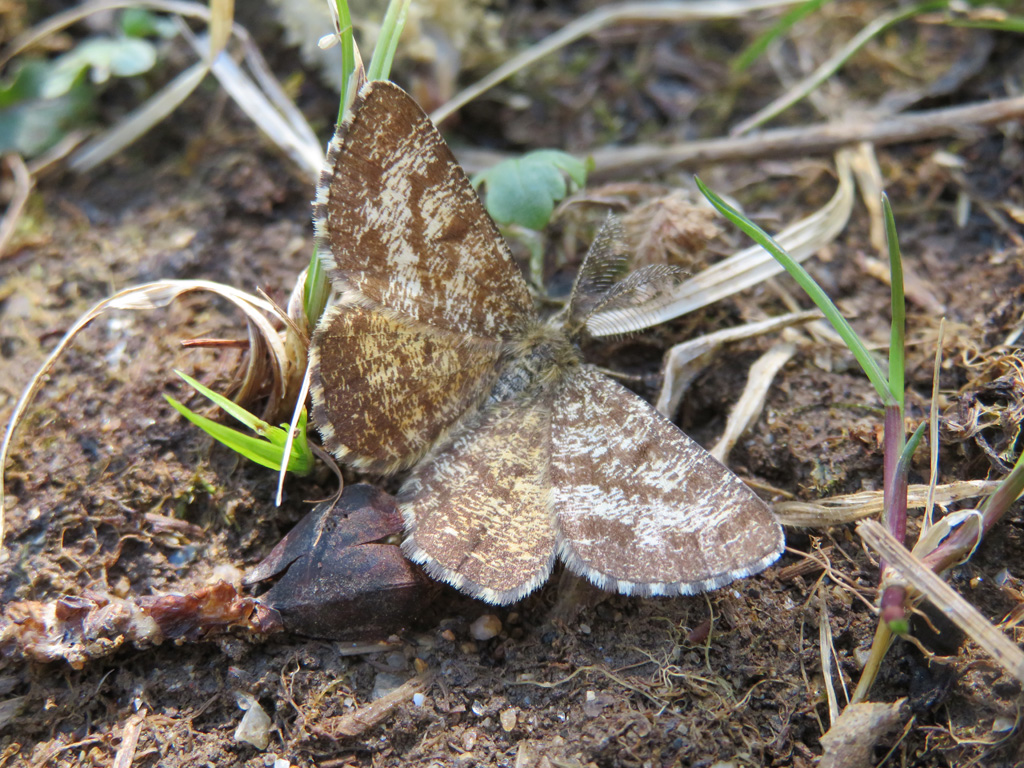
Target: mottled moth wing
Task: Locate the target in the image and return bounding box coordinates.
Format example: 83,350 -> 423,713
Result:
311,79 -> 785,605
552,367 -> 784,595
310,81 -> 537,470
310,305 -> 501,472
399,389 -> 558,605
312,80 -> 534,339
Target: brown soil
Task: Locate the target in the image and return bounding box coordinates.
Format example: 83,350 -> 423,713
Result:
2,4 -> 1023,767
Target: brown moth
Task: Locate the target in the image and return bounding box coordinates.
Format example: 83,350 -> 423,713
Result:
310,81 -> 784,605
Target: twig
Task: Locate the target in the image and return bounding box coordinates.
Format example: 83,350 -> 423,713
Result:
317,674 -> 431,738
591,95 -> 1024,177
455,95 -> 1024,178
112,709 -> 148,768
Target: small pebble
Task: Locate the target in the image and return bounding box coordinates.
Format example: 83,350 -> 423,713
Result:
413,693 -> 426,707
993,715 -> 1016,733
234,693 -> 271,750
462,728 -> 478,750
579,623 -> 591,635
460,641 -> 478,654
413,658 -> 429,674
440,629 -> 457,642
500,708 -> 517,732
470,614 -> 502,640
853,647 -> 872,669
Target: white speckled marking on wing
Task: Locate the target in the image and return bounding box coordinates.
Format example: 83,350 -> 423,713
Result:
399,386 -> 557,606
551,366 -> 784,596
312,81 -> 534,342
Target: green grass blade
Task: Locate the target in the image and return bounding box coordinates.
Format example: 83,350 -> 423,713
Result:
164,395 -> 312,474
168,372 -> 314,475
274,408 -> 315,473
306,1 -> 358,328
696,177 -> 896,407
732,0 -> 831,73
303,244 -> 330,330
895,421 -> 926,480
306,0 -> 411,328
174,370 -> 268,434
883,194 -> 906,415
335,0 -> 356,124
366,0 -> 411,82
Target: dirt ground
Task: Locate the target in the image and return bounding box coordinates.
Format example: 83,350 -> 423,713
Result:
2,3 -> 1023,767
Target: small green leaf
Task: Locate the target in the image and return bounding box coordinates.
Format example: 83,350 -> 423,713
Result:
43,37 -> 157,98
0,60 -> 48,108
120,9 -> 178,39
166,371 -> 314,476
475,150 -> 588,230
0,60 -> 93,157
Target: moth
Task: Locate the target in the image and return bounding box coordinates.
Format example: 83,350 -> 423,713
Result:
309,81 -> 784,605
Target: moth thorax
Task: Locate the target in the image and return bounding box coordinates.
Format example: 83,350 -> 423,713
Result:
488,324 -> 580,405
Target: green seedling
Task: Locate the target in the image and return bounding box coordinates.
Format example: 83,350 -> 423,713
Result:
473,149 -> 589,231
696,179 -> 915,698
165,371 -> 314,476
700,176 -> 1024,700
